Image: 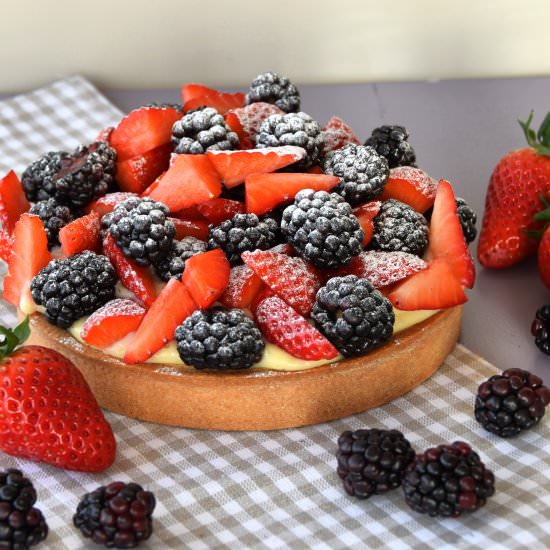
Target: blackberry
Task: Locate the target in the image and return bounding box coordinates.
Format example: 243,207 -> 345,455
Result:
29,198 -> 73,249
104,197 -> 175,266
21,151 -> 70,202
207,213 -> 279,266
54,141 -> 117,208
245,71 -> 301,113
402,441 -> 495,517
255,112 -> 324,170
171,107 -> 239,154
311,275 -> 394,357
0,468 -> 48,549
281,190 -> 363,268
365,125 -> 417,168
30,251 -> 117,328
323,144 -> 389,205
154,237 -> 207,281
456,197 -> 477,244
370,199 -> 429,257
175,307 -> 265,370
475,368 -> 550,437
73,481 -> 155,549
532,305 -> 550,355
336,429 -> 415,499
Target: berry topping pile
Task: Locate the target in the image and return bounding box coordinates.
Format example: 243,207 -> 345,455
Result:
0,70 -> 476,371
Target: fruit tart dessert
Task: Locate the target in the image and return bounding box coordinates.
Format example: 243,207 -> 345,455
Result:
0,72 -> 476,430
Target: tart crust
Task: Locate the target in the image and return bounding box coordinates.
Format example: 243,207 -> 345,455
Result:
26,306 -> 462,431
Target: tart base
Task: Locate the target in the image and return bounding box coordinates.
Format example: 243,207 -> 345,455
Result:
26,306 -> 462,431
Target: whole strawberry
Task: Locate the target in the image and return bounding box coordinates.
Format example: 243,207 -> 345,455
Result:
538,225 -> 550,288
0,318 -> 116,472
478,111 -> 550,268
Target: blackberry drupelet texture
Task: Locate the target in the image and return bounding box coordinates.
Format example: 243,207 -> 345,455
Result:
30,251 -> 117,328
474,368 -> 550,437
532,305 -> 550,355
402,441 -> 495,517
370,199 -> 429,257
175,307 -> 265,370
365,125 -> 417,168
311,275 -> 394,357
323,143 -> 389,205
255,112 -> 324,169
245,71 -> 301,113
154,237 -> 207,281
336,429 -> 415,499
29,198 -> 73,249
104,196 -> 175,267
455,197 -> 478,244
281,189 -> 363,268
171,107 -> 239,154
207,213 -> 279,266
73,481 -> 156,549
21,151 -> 70,203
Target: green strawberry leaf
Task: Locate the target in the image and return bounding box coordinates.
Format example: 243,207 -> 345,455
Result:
0,316 -> 30,361
519,111 -> 550,156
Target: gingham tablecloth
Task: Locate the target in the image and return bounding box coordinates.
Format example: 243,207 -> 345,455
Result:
1,77 -> 549,550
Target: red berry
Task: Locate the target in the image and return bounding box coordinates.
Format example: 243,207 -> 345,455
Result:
219,264 -> 264,310
322,116 -> 360,153
0,170 -> 30,234
169,217 -> 209,241
538,226 -> 550,288
379,166 -> 437,213
353,201 -> 381,246
225,102 -> 283,147
181,84 -> 245,115
59,211 -> 101,256
197,198 -> 246,225
85,192 -> 138,217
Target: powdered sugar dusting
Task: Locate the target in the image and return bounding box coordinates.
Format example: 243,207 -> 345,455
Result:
208,145 -> 306,160
230,102 -> 284,140
84,298 -> 145,326
322,116 -> 361,153
389,167 -> 437,197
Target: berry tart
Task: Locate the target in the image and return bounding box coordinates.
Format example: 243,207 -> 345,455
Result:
0,72 -> 476,430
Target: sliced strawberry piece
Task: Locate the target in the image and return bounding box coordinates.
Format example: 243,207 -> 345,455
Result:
59,211 -> 101,256
0,231 -> 13,262
123,278 -> 197,364
182,83 -> 217,102
207,146 -> 306,188
171,205 -> 206,220
354,200 -> 381,246
81,298 -> 145,348
225,102 -> 283,146
196,198 -> 245,225
85,192 -> 137,217
245,172 -> 340,216
322,116 -> 360,154
255,295 -> 339,361
102,234 -> 156,308
181,248 -> 230,308
116,143 -> 172,193
242,249 -> 321,316
110,106 -> 182,160
182,89 -> 245,116
96,126 -> 114,142
334,250 -> 428,288
0,171 -> 30,234
170,217 -> 209,241
225,112 -> 254,149
427,180 -> 475,288
219,264 -> 264,310
387,258 -> 467,310
3,214 -> 51,309
380,167 -> 437,213
146,154 -> 221,211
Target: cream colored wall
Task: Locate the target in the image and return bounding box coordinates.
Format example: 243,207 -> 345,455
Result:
1,0 -> 549,92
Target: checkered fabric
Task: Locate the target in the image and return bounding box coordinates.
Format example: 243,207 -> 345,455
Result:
1,77 -> 549,549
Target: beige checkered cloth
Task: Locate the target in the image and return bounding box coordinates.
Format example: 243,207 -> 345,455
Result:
1,77 -> 549,549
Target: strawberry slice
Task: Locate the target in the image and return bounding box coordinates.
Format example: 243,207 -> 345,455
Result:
116,143 -> 172,193
225,112 -> 254,149
102,234 -> 156,308
182,88 -> 245,115
146,154 -> 222,211
354,200 -> 381,246
110,106 -> 182,160
322,116 -> 361,154
225,102 -> 283,148
181,248 -> 230,308
241,249 -> 321,316
0,231 -> 13,262
170,217 -> 209,241
387,258 -> 467,310
255,295 -> 339,361
171,204 -> 206,220
426,180 -> 475,288
3,214 -> 51,310
0,171 -> 30,234
96,126 -> 114,142
245,172 -> 340,216
85,192 -> 137,217
334,250 -> 428,288
123,278 -> 197,364
207,146 -> 306,188
380,167 -> 437,213
81,298 -> 145,348
196,198 -> 245,225
219,264 -> 264,310
59,211 -> 101,256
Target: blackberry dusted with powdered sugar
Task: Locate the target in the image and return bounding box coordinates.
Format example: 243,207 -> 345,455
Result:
456,197 -> 478,244
29,198 -> 73,248
245,71 -> 301,113
21,151 -> 70,203
365,125 -> 417,168
171,107 -> 239,154
154,237 -> 207,281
